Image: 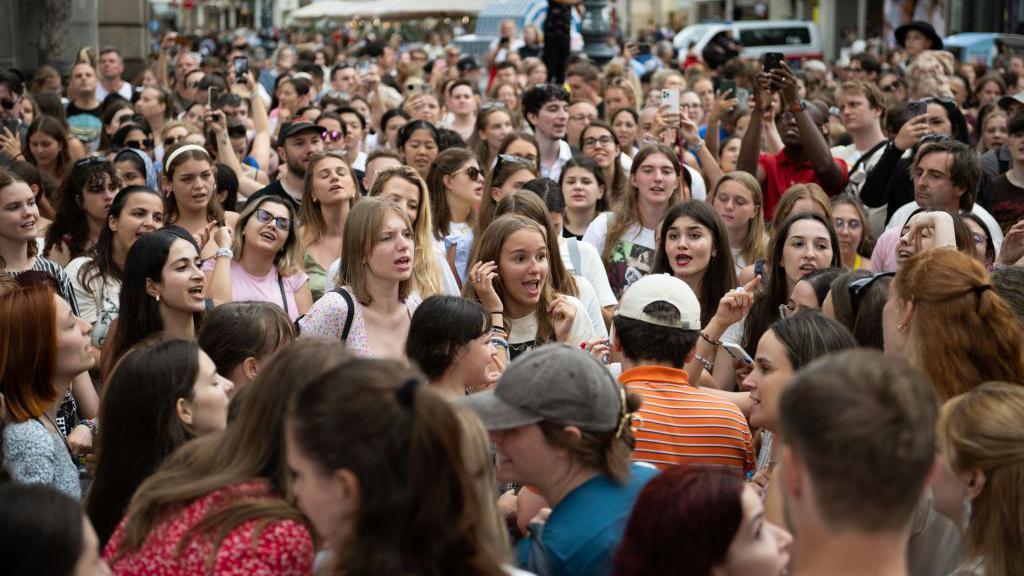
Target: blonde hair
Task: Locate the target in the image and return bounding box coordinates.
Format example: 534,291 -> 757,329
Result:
771,182 -> 832,231
939,382 -> 1024,576
602,145 -> 682,265
340,198 -> 414,305
300,150 -> 360,247
232,196 -> 304,276
368,166 -> 443,297
709,171 -> 767,266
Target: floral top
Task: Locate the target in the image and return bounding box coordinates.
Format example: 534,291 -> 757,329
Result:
297,286 -> 422,358
104,480 -> 314,576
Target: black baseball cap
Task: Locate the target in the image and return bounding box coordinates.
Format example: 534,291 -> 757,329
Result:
277,120 -> 326,147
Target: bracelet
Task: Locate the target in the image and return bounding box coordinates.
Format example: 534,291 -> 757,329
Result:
215,247 -> 234,259
695,355 -> 714,373
489,310 -> 503,315
690,139 -> 705,152
700,331 -> 721,347
79,419 -> 98,435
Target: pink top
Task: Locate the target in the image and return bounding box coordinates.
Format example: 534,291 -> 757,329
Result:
297,286 -> 421,358
104,480 -> 314,576
202,259 -> 308,321
870,227 -> 900,273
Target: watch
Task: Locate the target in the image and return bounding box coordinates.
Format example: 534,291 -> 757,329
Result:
789,101 -> 807,114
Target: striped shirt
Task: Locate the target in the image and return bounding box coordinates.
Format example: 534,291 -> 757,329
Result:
7,256 -> 80,316
620,365 -> 754,474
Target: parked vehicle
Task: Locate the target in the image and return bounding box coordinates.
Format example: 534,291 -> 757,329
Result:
673,20 -> 823,64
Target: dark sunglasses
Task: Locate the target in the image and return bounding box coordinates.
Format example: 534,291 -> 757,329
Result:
255,207 -> 290,231
321,130 -> 344,142
0,95 -> 18,110
455,165 -> 484,180
126,139 -> 154,150
848,272 -> 895,317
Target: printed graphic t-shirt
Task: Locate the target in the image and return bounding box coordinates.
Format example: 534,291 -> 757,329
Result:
582,212 -> 656,299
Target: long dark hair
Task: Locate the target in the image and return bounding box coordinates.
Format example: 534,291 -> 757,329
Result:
101,226 -> 202,379
77,186 -> 163,292
24,115 -> 72,181
742,212 -> 840,354
768,311 -> 857,371
653,201 -> 737,327
581,121 -> 627,204
44,157 -> 120,261
426,147 -> 477,240
85,337 -> 200,547
0,484 -> 85,576
405,295 -> 490,381
288,358 -> 507,576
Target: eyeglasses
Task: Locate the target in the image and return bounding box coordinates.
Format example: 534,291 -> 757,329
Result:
255,208 -> 291,231
125,139 -> 154,150
582,135 -> 615,148
848,272 -> 895,317
454,165 -> 484,180
569,113 -> 595,123
1,94 -> 20,110
833,217 -> 862,231
322,130 -> 344,142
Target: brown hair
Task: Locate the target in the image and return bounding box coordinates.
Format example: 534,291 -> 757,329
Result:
0,169 -> 38,268
340,198 -> 413,305
780,349 -> 938,531
491,190 -> 577,297
708,172 -> 767,266
0,283 -> 59,422
911,140 -> 982,212
161,142 -> 224,225
830,193 -> 875,257
602,144 -> 681,265
425,147 -> 478,240
300,150 -> 360,247
472,155 -> 539,258
472,105 -> 514,166
895,249 -> 1024,400
24,116 -> 71,183
771,182 -> 832,229
231,195 -> 304,275
939,382 -> 1024,576
838,80 -> 887,124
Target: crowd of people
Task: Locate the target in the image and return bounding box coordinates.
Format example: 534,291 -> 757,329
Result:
1,14 -> 1024,576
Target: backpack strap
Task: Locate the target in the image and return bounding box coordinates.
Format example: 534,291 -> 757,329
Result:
566,237 -> 582,278
335,286 -> 355,342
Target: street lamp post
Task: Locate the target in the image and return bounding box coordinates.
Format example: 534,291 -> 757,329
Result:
581,0 -> 615,64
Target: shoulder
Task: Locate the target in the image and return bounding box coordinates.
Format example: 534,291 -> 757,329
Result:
64,256 -> 91,276
216,519 -> 315,575
4,420 -> 48,447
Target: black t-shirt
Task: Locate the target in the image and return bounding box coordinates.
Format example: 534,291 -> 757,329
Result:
990,173 -> 1024,233
247,180 -> 300,213
66,102 -> 104,148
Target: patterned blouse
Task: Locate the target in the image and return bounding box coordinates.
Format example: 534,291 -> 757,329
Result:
297,286 -> 421,358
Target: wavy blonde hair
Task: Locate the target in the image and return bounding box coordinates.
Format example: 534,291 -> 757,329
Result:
709,171 -> 767,266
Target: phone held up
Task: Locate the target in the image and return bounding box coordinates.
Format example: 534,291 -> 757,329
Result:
723,342 -> 754,367
908,100 -> 928,117
233,57 -> 248,82
208,87 -> 219,108
763,52 -> 784,73
661,88 -> 680,113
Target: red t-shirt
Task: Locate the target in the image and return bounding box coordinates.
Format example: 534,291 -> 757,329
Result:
758,149 -> 849,220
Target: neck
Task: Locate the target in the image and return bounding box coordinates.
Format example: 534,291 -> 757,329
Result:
158,305 -> 196,340
727,223 -> 749,250
447,195 -> 472,224
538,466 -> 601,508
364,272 -> 402,313
75,93 -> 98,108
638,199 -> 667,230
112,241 -> 127,271
321,201 -> 350,237
792,530 -> 909,576
536,132 -> 560,166
565,205 -> 597,232
841,245 -> 858,269
679,271 -> 703,298
86,217 -> 103,245
620,357 -> 681,372
149,115 -> 165,134
175,207 -> 208,232
282,173 -> 305,201
1010,162 -> 1024,182
851,125 -> 886,151
429,373 -> 466,399
453,112 -> 474,124
102,77 -> 122,91
785,144 -> 806,162
238,246 -> 276,277
0,238 -> 31,271
603,165 -> 615,187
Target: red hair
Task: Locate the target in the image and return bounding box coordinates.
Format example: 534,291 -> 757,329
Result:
613,465 -> 743,576
0,282 -> 59,422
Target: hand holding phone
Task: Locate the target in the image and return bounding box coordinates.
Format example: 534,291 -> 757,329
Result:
763,52 -> 784,73
233,57 -> 248,81
208,87 -> 219,108
907,100 -> 928,117
661,88 -> 680,113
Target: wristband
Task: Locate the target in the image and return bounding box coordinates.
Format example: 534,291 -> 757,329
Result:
690,139 -> 705,152
79,419 -> 98,435
215,247 -> 234,259
700,331 -> 721,347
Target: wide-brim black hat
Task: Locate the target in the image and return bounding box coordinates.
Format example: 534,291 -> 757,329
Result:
895,21 -> 943,51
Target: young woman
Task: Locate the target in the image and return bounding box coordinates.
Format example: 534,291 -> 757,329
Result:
112,148 -> 157,190
161,142 -> 238,260
101,226 -> 215,379
489,82 -> 522,126
718,136 -> 742,172
285,358 -> 509,576
580,121 -> 628,204
299,198 -> 421,359
25,116 -> 73,188
467,214 -> 594,359
0,279 -> 94,500
65,186 -> 163,358
963,212 -> 997,269
884,246 -> 1024,401
709,172 -> 768,275
895,209 -> 975,270
270,76 -> 314,127
397,119 -> 439,178
786,267 -> 843,315
404,91 -> 445,126
426,147 -> 482,258
825,270 -> 891,350
98,99 -> 137,154
204,195 -> 311,321
298,150 -> 359,301
584,145 -> 682,298
496,132 -> 541,168
560,155 -> 607,240
831,194 -> 873,271
611,107 -> 640,158
464,155 -> 540,281
604,79 -> 639,122
406,295 -> 499,397
613,465 -> 791,576
197,301 -> 295,393
43,157 -> 120,267
975,105 -> 1007,155
935,382 -> 1024,576
158,120 -> 198,150
103,340 -> 343,574
473,104 -> 515,168
85,337 -> 231,547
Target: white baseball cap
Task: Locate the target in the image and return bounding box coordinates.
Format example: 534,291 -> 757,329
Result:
615,273 -> 701,330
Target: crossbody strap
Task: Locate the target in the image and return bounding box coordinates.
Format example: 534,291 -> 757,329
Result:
276,270 -> 290,317
335,287 -> 355,342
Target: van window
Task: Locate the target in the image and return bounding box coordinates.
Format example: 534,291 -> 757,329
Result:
739,27 -> 811,47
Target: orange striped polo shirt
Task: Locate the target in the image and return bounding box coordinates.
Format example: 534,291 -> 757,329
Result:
620,365 -> 754,474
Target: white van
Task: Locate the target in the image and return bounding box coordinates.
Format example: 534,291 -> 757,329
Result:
673,20 -> 823,63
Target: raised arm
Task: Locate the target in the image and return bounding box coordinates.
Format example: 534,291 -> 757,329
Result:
769,64 -> 843,191
737,74 -> 771,186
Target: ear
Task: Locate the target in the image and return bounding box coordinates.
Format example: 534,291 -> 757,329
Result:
242,356 -> 260,381
144,278 -> 160,300
899,299 -> 915,332
333,467 -> 362,511
526,111 -> 538,128
491,187 -> 502,201
176,397 -> 193,426
962,469 -> 987,500
442,173 -> 453,190
276,145 -> 286,160
561,425 -> 583,443
108,213 -> 119,233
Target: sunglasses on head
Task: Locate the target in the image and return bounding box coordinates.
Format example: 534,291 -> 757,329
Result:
495,153 -> 533,171
322,130 -> 344,142
848,272 -> 895,317
74,156 -> 108,169
255,207 -> 291,231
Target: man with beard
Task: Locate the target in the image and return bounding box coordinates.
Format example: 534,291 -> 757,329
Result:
248,121 -> 325,212
738,63 -> 848,221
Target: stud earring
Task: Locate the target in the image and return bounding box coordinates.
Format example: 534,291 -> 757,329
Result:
154,293 -> 161,302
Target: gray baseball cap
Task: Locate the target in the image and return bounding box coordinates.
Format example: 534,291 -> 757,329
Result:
459,344 -> 623,432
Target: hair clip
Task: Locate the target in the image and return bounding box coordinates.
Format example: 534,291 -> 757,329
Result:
396,377 -> 420,408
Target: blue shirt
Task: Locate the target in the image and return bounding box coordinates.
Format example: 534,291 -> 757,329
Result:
516,462 -> 658,576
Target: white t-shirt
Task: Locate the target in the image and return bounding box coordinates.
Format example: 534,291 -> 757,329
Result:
507,294 -> 594,361
582,212 -> 657,299
560,237 -> 617,307
542,140 -> 574,182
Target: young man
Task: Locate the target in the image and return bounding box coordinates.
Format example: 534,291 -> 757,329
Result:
522,83 -> 572,180
329,62 -> 358,97
362,149 -> 403,192
337,106 -> 368,172
832,81 -> 889,232
738,64 -> 848,220
65,62 -> 103,152
96,47 -> 133,101
565,62 -> 603,115
611,274 -> 753,473
778,349 -> 938,576
248,121 -> 325,210
989,111 -> 1024,232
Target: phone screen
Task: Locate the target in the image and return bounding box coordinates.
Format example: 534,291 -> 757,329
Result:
208,87 -> 219,108
763,52 -> 784,72
720,79 -> 737,96
233,57 -> 248,78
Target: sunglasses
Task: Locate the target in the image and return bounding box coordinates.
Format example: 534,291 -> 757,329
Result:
0,95 -> 18,110
126,139 -> 154,150
322,130 -> 345,142
833,217 -> 862,232
255,208 -> 291,231
454,165 -> 484,180
848,272 -> 895,317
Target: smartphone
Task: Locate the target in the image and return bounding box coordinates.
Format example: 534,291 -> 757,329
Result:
637,42 -> 651,55
1,118 -> 19,136
908,100 -> 928,117
720,79 -> 737,96
735,87 -> 750,103
208,87 -> 219,108
723,342 -> 754,366
233,56 -> 248,79
174,35 -> 191,47
763,52 -> 785,72
661,88 -> 680,113
356,60 -> 371,76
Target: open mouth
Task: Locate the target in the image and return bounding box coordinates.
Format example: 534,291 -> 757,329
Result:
394,256 -> 411,270
674,254 -> 693,267
187,285 -> 204,299
20,219 -> 36,231
522,279 -> 541,297
897,248 -> 913,261
259,230 -> 276,242
329,184 -> 345,194
799,263 -> 817,275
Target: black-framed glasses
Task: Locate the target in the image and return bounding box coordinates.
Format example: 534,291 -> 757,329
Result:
454,165 -> 484,181
125,139 -> 154,150
0,94 -> 19,110
582,135 -> 615,148
255,208 -> 291,231
322,130 -> 344,143
848,272 -> 895,317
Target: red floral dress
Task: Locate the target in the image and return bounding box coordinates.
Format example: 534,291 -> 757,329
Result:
103,480 -> 314,575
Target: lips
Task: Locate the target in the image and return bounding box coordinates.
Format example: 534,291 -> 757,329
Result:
570,192 -> 589,202
20,219 -> 36,231
187,284 -> 205,300
394,255 -> 412,272
259,230 -> 276,243
522,279 -> 541,298
897,247 -> 913,261
799,263 -> 817,275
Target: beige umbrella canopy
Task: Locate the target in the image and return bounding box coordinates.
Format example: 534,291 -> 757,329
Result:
290,0 -> 484,20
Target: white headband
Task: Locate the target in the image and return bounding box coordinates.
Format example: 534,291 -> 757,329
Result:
163,144 -> 210,172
